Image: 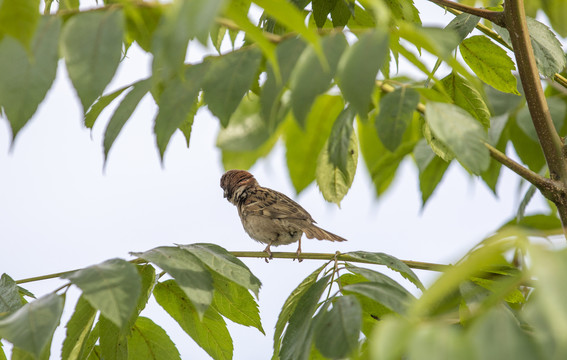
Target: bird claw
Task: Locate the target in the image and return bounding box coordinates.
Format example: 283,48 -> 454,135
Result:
294,248 -> 303,262
263,245 -> 273,263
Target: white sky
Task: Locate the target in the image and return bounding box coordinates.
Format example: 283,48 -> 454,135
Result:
0,1 -> 555,359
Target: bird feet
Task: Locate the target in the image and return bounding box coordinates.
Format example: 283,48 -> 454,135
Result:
263,244 -> 273,263
293,244 -> 303,263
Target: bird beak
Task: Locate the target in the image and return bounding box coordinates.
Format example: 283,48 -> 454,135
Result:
223,190 -> 228,199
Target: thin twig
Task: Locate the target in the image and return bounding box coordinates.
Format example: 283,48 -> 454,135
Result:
427,0 -> 505,27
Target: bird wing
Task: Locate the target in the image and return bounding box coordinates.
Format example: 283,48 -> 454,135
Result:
241,187 -> 315,222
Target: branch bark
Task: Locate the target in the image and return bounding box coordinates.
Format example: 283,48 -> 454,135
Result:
427,0 -> 505,27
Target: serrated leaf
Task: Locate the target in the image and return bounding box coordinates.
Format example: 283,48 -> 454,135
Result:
446,13 -> 480,40
280,276 -> 331,360
62,258 -> 141,329
273,263 -> 327,358
124,5 -> 163,52
316,126 -> 358,205
290,33 -> 348,127
346,265 -> 413,297
84,84 -> 130,129
494,17 -> 566,78
285,95 -> 344,194
398,24 -> 460,59
154,280 -> 232,360
440,73 -> 491,128
542,0 -> 567,37
343,282 -> 414,314
61,10 -> 124,113
128,317 -> 181,360
312,0 -> 338,28
423,122 -> 455,162
0,274 -> 21,314
61,296 -> 97,360
385,0 -> 421,24
336,29 -> 389,117
154,63 -> 209,159
407,323 -> 470,360
359,118 -> 417,197
459,36 -> 519,95
328,106 -> 355,174
178,100 -> 199,148
104,78 -> 152,161
99,315 -> 127,360
346,251 -> 424,290
426,102 -> 490,174
0,0 -> 40,48
221,128 -> 280,170
313,295 -> 361,358
0,16 -> 60,139
330,0 -> 351,27
203,48 -> 262,127
0,293 -> 64,358
179,243 -> 261,297
375,87 -> 420,152
217,93 -> 272,152
253,0 -> 322,57
132,247 -> 213,318
261,37 -> 306,126
210,272 -> 264,334
414,139 -> 450,206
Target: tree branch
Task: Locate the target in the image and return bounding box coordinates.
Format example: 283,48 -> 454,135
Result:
15,252 -> 448,284
427,0 -> 505,27
484,142 -> 556,197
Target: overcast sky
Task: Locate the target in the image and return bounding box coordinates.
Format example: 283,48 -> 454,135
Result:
0,2 -> 555,359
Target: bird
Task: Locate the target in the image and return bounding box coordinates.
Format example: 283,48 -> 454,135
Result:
220,169 -> 346,261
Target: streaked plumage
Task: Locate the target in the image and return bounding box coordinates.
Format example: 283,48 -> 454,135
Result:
220,170 -> 346,261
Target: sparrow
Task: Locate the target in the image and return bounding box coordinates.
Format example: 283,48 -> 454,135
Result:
220,169 -> 346,261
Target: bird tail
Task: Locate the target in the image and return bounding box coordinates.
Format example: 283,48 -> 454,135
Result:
303,224 -> 347,242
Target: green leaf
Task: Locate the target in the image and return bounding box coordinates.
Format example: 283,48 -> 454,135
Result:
61,10 -> 124,113
375,87 -> 420,152
217,93 -> 272,152
316,125 -> 358,205
178,100 -> 199,148
468,306 -> 540,359
343,282 -> 414,315
290,33 -> 348,127
104,78 -> 152,161
385,0 -> 420,23
179,243 -> 261,297
261,37 -> 306,126
314,295 -> 361,358
426,102 -> 490,174
124,5 -> 163,52
221,129 -> 280,170
0,0 -> 40,48
446,13 -> 480,41
0,293 -> 64,358
542,0 -> 567,37
273,263 -> 327,358
485,85 -> 523,116
509,116 -> 546,172
253,0 -> 322,56
346,265 -> 413,297
285,95 -> 344,194
132,246 -> 213,318
0,274 -> 22,314
0,16 -> 60,139
62,258 -> 141,329
414,139 -> 450,205
398,24 -> 460,59
330,0 -> 351,27
280,276 -> 331,360
346,251 -> 424,290
61,296 -> 97,360
494,17 -> 566,78
516,97 -> 566,142
84,84 -> 130,129
154,280 -> 232,360
459,36 -> 520,95
359,118 -> 417,197
328,106 -> 356,174
203,48 -> 262,127
210,272 -> 264,334
336,29 -> 389,117
407,323 -> 470,360
128,317 -> 181,360
440,73 -> 491,128
312,0 -> 338,28
99,315 -> 128,360
154,63 -> 209,159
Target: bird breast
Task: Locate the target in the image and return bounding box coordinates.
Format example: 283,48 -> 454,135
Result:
239,214 -> 303,246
